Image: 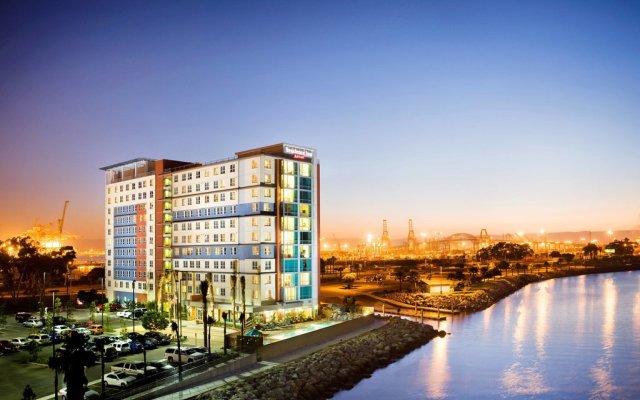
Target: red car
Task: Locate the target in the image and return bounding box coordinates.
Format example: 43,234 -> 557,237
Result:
0,340 -> 19,354
109,303 -> 123,312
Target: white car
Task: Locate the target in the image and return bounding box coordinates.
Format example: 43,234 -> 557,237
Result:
105,340 -> 130,354
58,387 -> 100,400
27,334 -> 51,345
73,327 -> 91,336
104,372 -> 137,388
23,318 -> 44,328
53,324 -> 70,334
11,338 -> 30,348
116,310 -> 132,318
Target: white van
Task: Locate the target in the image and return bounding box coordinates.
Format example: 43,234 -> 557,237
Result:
106,341 -> 130,354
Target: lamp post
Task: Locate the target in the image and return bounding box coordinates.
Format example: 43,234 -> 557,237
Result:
171,321 -> 182,381
132,279 -> 136,333
222,312 -> 228,355
49,289 -> 60,400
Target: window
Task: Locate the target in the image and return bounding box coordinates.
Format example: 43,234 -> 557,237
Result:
300,163 -> 311,177
252,174 -> 258,184
220,288 -> 226,296
252,261 -> 259,270
230,178 -> 236,187
264,159 -> 272,169
252,217 -> 258,226
284,287 -> 296,301
265,188 -> 272,198
252,246 -> 260,256
196,171 -> 201,179
252,289 -> 259,299
252,232 -> 258,241
230,164 -> 236,173
220,166 -> 226,174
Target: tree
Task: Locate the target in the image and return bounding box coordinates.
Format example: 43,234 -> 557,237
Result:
230,274 -> 237,328
497,260 -> 510,276
335,266 -> 345,280
240,275 -> 246,339
342,274 -> 356,289
141,310 -> 169,331
200,280 -> 209,355
48,330 -> 95,400
406,270 -> 421,290
550,251 -> 562,258
605,238 -> 636,257
582,243 -> 600,259
327,256 -> 337,273
476,242 -> 534,262
468,266 -> 479,276
393,266 -> 410,291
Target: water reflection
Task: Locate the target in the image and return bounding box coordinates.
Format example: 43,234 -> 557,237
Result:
576,275 -> 587,339
634,275 -> 640,347
500,282 -> 551,396
424,336 -> 450,399
589,277 -> 618,399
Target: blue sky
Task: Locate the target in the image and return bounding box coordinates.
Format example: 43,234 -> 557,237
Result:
1,1 -> 639,247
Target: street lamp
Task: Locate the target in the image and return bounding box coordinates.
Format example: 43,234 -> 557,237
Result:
132,279 -> 136,333
49,289 -> 60,400
222,312 -> 228,355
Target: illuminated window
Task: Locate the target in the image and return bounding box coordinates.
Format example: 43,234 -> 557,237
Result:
252,188 -> 259,197
252,246 -> 260,256
264,159 -> 272,169
265,188 -> 272,198
252,232 -> 258,241
251,159 -> 258,169
282,189 -> 295,203
282,231 -> 295,244
299,163 -> 311,177
252,289 -> 259,299
300,272 -> 310,286
265,174 -> 272,184
283,160 -> 295,174
299,204 -> 310,217
252,217 -> 258,226
299,217 -> 311,231
282,175 -> 295,189
284,287 -> 296,301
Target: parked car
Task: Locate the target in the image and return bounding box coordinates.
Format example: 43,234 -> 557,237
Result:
27,334 -> 51,345
49,332 -> 64,344
148,359 -> 176,373
110,361 -> 157,377
116,310 -> 132,318
127,332 -> 145,342
53,325 -> 70,334
164,346 -> 206,364
15,312 -> 32,323
104,372 -> 137,388
101,347 -> 119,361
10,338 -> 30,348
0,340 -> 19,354
107,341 -> 130,354
109,303 -> 123,312
130,308 -> 147,319
23,318 -> 44,328
73,327 -> 91,336
144,331 -> 171,345
58,387 -> 100,400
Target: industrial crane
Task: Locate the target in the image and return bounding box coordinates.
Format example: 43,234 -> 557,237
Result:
57,200 -> 69,243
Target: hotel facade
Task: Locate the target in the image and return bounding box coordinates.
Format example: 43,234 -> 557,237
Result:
100,143 -> 320,323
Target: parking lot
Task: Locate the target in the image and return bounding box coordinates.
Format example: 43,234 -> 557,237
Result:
0,309 -> 230,399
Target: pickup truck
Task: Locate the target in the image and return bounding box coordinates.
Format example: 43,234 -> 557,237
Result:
110,361 -> 157,377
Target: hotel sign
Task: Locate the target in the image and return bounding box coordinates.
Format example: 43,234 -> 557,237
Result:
283,145 -> 314,160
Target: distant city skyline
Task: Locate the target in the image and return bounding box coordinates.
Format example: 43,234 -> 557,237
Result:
1,1 -> 639,249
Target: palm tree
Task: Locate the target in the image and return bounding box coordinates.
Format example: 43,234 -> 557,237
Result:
200,279 -> 209,356
582,243 -> 600,259
230,274 -> 237,328
393,266 -> 410,291
48,331 -> 95,400
240,276 -> 246,339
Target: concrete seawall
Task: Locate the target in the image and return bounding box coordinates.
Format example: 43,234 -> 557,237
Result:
259,314 -> 378,362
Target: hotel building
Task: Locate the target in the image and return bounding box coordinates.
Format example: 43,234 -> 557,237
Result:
101,143 -> 320,322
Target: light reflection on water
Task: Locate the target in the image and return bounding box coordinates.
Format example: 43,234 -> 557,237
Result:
333,271 -> 640,400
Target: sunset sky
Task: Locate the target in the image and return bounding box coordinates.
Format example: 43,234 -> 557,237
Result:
1,1 -> 639,249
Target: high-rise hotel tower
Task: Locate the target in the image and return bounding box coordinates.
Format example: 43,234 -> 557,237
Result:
101,143 -> 319,322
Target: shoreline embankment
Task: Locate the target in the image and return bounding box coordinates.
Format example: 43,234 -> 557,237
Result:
381,263 -> 640,314
196,317 -> 442,400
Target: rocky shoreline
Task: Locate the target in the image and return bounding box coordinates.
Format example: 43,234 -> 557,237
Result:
196,317 -> 443,400
382,263 -> 640,313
